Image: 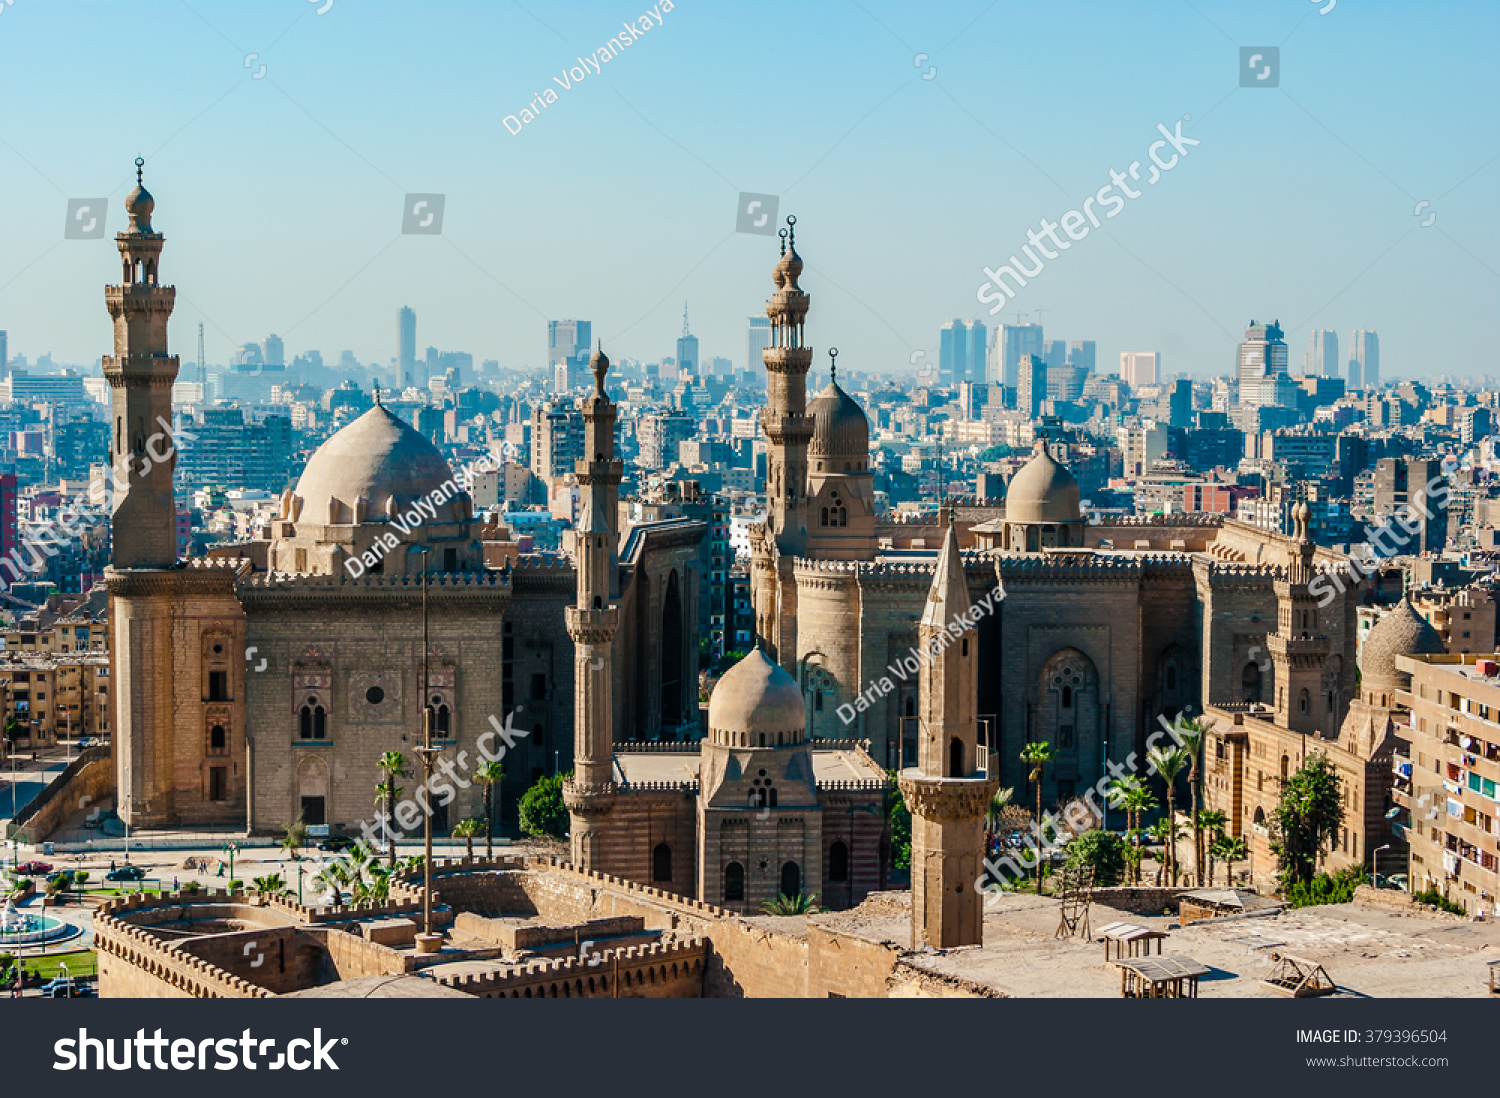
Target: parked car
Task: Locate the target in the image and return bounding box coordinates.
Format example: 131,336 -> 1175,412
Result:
316,836 -> 355,853
105,865 -> 146,882
76,737 -> 94,750
15,861 -> 52,875
39,977 -> 93,998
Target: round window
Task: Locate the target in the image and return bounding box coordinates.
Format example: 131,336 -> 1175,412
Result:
366,686 -> 385,705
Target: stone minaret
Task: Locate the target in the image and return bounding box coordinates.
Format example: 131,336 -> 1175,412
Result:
898,522 -> 998,949
104,159 -> 180,569
754,217 -> 814,665
1268,502 -> 1332,733
563,345 -> 623,868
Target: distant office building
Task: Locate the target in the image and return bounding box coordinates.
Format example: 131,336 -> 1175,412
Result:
530,400 -> 584,484
993,323 -> 1043,389
54,418 -> 108,481
1042,340 -> 1067,370
177,407 -> 293,493
548,319 -> 592,393
1119,352 -> 1160,389
747,317 -> 772,375
1373,457 -> 1447,555
637,409 -> 696,470
0,370 -> 88,406
260,334 -> 285,369
397,307 -> 417,387
1351,330 -> 1379,390
1236,319 -> 1288,424
1068,341 -> 1096,374
0,473 -> 15,582
677,305 -> 699,376
1047,365 -> 1086,402
1167,379 -> 1193,428
1016,354 -> 1047,419
1305,329 -> 1337,377
0,332 -> 7,373
938,319 -> 986,385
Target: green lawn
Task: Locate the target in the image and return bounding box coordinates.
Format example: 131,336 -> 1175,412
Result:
4,949 -> 97,981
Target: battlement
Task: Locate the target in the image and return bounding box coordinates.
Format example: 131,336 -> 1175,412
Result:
620,780 -> 700,793
1207,561 -> 1283,580
615,740 -> 705,753
809,738 -> 873,753
237,570 -> 511,592
1096,513 -> 1225,528
816,779 -> 886,791
433,935 -> 707,997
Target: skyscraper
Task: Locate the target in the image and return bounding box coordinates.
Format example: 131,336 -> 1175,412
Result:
1236,319 -> 1287,423
1068,341 -> 1096,374
1305,329 -> 1338,377
397,307 -> 416,388
1042,340 -> 1067,370
938,319 -> 987,385
1017,354 -> 1047,418
548,319 -> 592,392
993,323 -> 1043,389
676,303 -> 699,376
0,331 -> 7,374
1351,330 -> 1379,390
1119,352 -> 1160,388
260,334 -> 285,369
1167,378 -> 1193,427
746,316 -> 771,376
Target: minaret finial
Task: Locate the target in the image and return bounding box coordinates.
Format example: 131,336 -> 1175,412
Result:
135,157 -> 144,185
786,214 -> 796,250
828,346 -> 838,383
373,382 -> 382,407
779,227 -> 787,257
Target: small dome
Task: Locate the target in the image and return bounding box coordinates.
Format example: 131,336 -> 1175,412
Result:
708,648 -> 805,742
125,183 -> 154,232
1360,597 -> 1445,691
774,244 -> 802,290
292,404 -> 460,527
1005,448 -> 1081,524
808,379 -> 869,463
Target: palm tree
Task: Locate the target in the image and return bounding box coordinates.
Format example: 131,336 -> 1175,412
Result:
376,750 -> 409,871
761,892 -> 820,916
1019,741 -> 1056,891
311,861 -> 349,906
984,786 -> 1015,847
1173,718 -> 1209,884
1198,809 -> 1227,886
453,818 -> 481,860
251,873 -> 287,897
474,760 -> 505,858
1146,744 -> 1190,885
1213,834 -> 1249,887
1110,777 -> 1157,883
1145,818 -> 1179,886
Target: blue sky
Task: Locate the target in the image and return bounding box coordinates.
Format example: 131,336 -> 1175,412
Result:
0,0 -> 1494,381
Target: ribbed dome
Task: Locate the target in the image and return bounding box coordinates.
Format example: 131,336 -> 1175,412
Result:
708,648 -> 805,741
808,379 -> 868,462
1361,597 -> 1445,691
1005,448 -> 1081,524
293,404 -> 458,526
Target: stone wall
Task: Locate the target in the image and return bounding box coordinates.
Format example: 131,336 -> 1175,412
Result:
8,746 -> 112,844
1092,886 -> 1195,917
436,937 -> 707,998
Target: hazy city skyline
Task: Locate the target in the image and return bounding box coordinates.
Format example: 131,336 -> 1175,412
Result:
0,0 -> 1494,380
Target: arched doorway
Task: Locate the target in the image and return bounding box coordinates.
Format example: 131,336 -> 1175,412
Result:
780,861 -> 801,899
1034,649 -> 1100,795
297,755 -> 329,827
652,842 -> 672,883
724,862 -> 745,902
1242,662 -> 1263,704
661,570 -> 684,726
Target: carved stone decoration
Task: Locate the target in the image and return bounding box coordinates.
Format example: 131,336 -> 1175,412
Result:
348,670 -> 402,724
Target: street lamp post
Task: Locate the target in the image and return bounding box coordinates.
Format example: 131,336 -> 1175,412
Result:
1373,843 -> 1391,888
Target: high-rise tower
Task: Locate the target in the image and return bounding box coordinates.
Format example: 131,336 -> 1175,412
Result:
898,522 -> 999,949
103,159 -> 180,570
398,307 -> 416,387
563,344 -> 624,869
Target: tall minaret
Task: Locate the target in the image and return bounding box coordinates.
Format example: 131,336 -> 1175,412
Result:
898,522 -> 998,949
563,345 -> 623,868
1268,501 -> 1333,733
103,159 -> 180,569
760,217 -> 813,558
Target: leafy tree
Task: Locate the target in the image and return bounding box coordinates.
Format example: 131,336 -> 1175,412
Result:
73,870 -> 89,888
1109,776 -> 1157,884
474,760 -> 505,857
1064,829 -> 1127,886
1146,744 -> 1190,884
885,773 -> 911,873
1270,752 -> 1344,889
453,817 -> 482,860
282,811 -> 308,862
977,444 -> 1013,463
376,750 -> 410,871
761,891 -> 820,915
1146,817 -> 1180,886
518,772 -> 571,840
1019,741 -> 1056,891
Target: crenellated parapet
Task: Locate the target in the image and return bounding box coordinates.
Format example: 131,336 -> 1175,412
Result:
433,935 -> 708,998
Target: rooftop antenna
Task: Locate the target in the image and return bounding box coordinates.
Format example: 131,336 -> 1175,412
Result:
682,302 -> 690,337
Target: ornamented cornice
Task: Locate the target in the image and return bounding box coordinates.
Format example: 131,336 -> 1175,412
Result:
897,772 -> 999,821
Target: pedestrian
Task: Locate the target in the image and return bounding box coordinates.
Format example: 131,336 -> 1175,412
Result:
173,876 -> 178,891
109,859 -> 116,873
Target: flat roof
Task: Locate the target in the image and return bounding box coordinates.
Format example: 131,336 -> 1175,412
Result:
612,748 -> 883,787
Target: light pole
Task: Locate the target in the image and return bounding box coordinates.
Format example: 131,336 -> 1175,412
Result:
1372,843 -> 1391,888
122,763 -> 130,864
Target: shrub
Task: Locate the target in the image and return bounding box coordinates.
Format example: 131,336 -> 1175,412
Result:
1063,829 -> 1128,886
181,881 -> 199,894
226,879 -> 243,891
73,870 -> 89,887
1412,887 -> 1466,916
518,772 -> 571,840
1285,866 -> 1362,908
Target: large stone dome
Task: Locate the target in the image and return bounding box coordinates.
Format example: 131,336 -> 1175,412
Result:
1360,597 -> 1445,692
708,648 -> 805,743
1005,448 -> 1081,524
808,379 -> 869,464
293,404 -> 457,526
